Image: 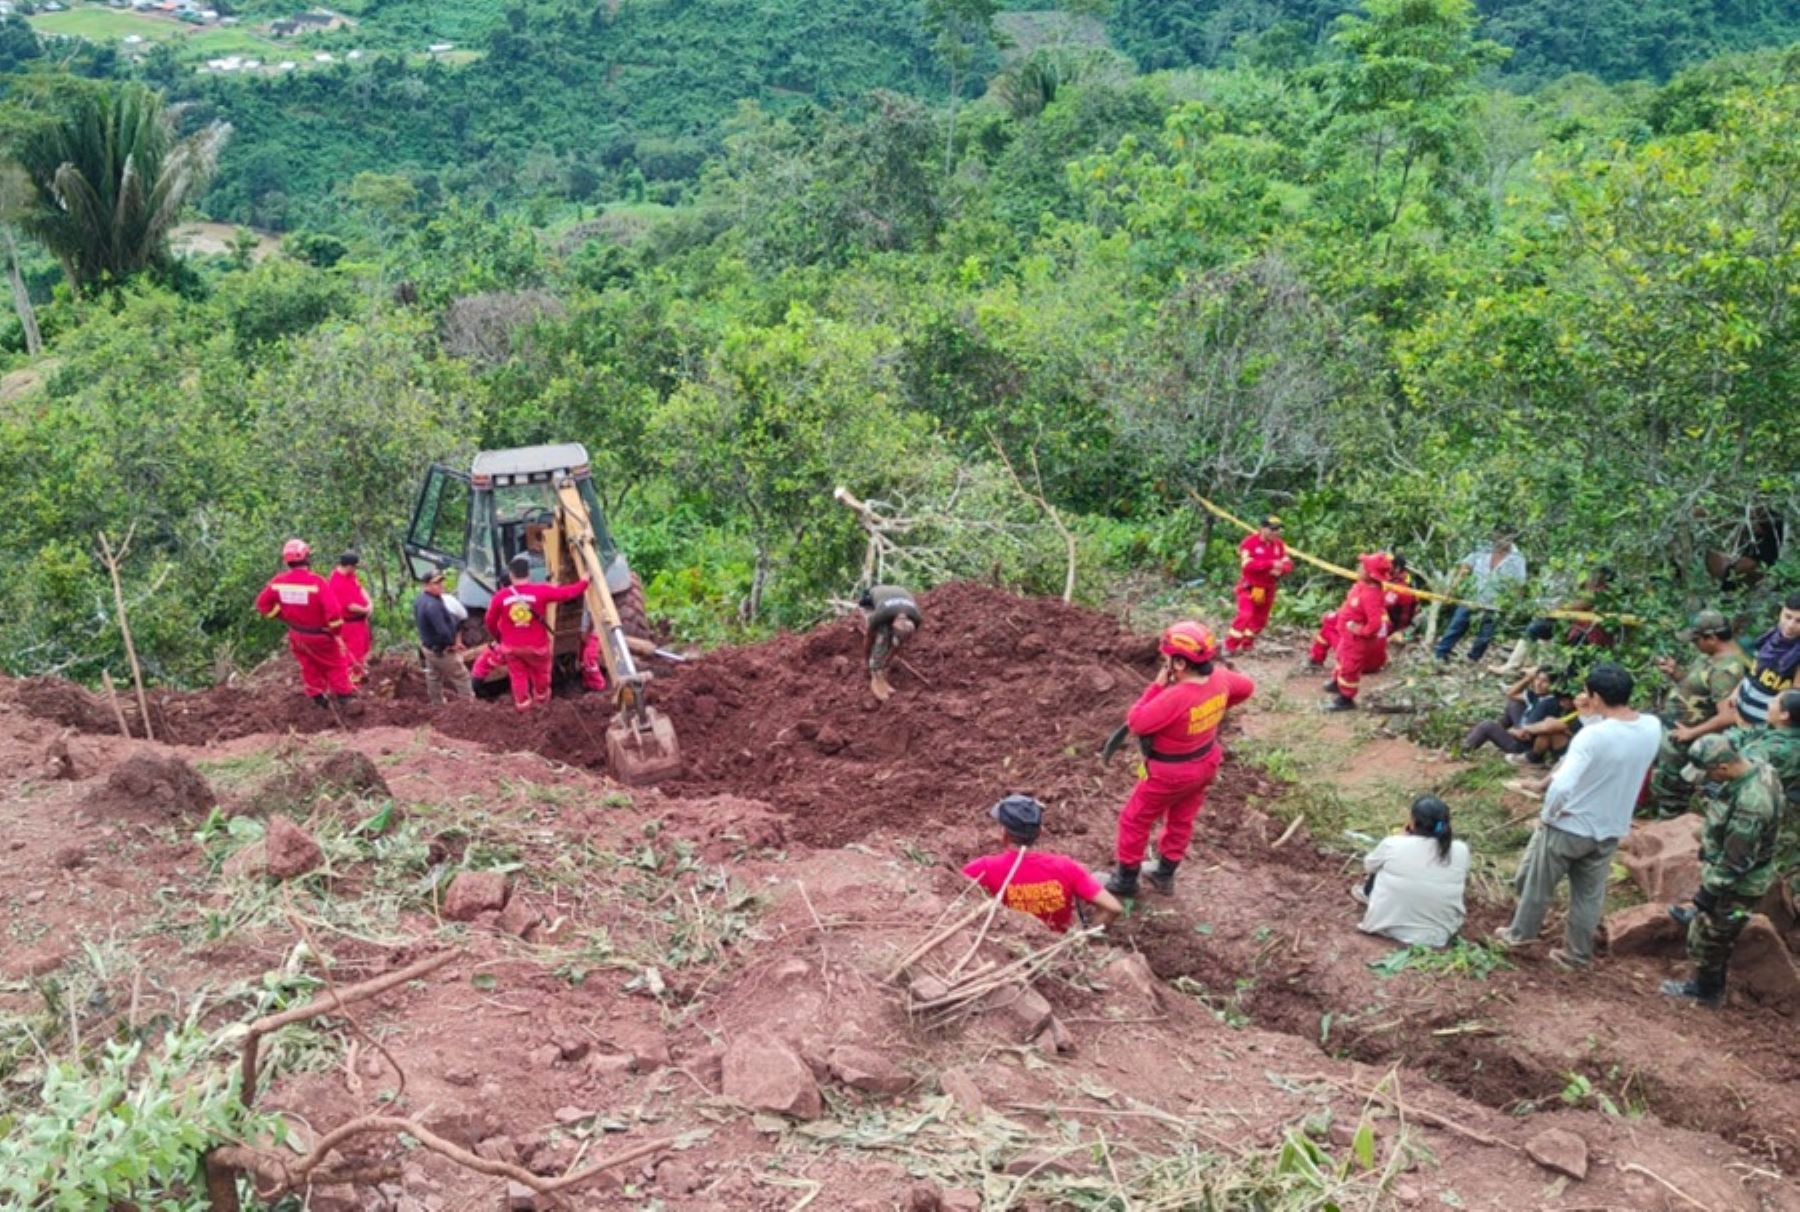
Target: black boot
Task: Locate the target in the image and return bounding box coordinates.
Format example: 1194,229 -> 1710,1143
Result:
1322,681 -> 1341,695
1145,858 -> 1180,896
1323,693 -> 1357,713
311,695 -> 330,710
1667,904 -> 1697,927
1659,975 -> 1724,1008
1105,864 -> 1141,899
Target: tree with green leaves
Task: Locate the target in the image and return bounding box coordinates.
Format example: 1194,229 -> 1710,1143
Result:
924,0 -> 1001,175
1,81 -> 229,297
1317,0 -> 1506,256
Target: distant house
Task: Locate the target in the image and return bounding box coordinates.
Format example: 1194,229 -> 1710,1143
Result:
427,42 -> 453,54
269,19 -> 297,35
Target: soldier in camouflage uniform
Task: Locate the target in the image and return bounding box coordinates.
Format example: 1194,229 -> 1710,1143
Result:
1732,689 -> 1800,913
1644,611 -> 1750,817
1661,734 -> 1784,1008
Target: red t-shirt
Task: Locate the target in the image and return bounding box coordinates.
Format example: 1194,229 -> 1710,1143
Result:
961,850 -> 1103,934
1125,667 -> 1256,758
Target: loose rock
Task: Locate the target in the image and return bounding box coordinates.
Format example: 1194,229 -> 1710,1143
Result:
443,870 -> 510,921
1603,903 -> 1683,957
722,1034 -> 822,1120
939,1067 -> 984,1118
980,982 -> 1053,1040
263,815 -> 323,880
1525,1127 -> 1589,1181
829,1044 -> 910,1095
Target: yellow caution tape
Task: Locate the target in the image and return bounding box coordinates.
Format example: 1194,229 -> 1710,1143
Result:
1188,491 -> 1641,628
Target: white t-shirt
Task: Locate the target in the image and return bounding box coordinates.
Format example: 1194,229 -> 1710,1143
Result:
1359,835 -> 1471,949
1540,712 -> 1662,841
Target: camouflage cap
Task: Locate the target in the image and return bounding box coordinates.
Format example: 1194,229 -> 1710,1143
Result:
1681,609 -> 1730,639
1681,734 -> 1739,782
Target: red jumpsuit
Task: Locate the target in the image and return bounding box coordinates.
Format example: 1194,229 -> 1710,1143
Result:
1309,610 -> 1341,667
327,567 -> 373,684
482,579 -> 588,710
580,630 -> 609,693
1226,534 -> 1291,653
1115,667 -> 1256,866
1329,579 -> 1387,701
1370,572 -> 1418,671
256,569 -> 354,698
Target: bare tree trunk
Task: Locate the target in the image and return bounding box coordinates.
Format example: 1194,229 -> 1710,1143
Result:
1191,511 -> 1216,572
5,226 -> 41,355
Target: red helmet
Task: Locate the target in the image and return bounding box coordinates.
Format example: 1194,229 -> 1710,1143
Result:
1159,621 -> 1219,664
1360,551 -> 1394,579
282,538 -> 312,564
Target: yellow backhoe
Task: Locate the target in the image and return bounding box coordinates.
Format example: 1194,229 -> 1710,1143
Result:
545,477 -> 682,784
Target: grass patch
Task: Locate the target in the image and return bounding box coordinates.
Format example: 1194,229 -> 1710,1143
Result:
29,8 -> 179,41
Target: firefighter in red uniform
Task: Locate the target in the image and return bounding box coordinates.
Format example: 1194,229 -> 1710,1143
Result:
1106,622 -> 1256,898
482,555 -> 589,711
1370,552 -> 1419,672
579,625 -> 609,693
255,539 -> 356,705
328,551 -> 373,685
1225,516 -> 1293,655
1325,552 -> 1393,712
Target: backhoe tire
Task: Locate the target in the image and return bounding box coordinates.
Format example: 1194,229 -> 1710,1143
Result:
615,573 -> 651,641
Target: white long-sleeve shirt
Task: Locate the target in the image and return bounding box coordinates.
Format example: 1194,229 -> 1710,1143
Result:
1359,835 -> 1471,949
1540,713 -> 1662,842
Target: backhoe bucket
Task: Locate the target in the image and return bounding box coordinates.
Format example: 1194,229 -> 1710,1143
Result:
605,706 -> 682,785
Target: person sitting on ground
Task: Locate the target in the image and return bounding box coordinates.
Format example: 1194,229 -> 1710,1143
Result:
1644,610 -> 1752,817
858,584 -> 922,703
963,794 -> 1122,933
1495,662 -> 1662,970
1355,796 -> 1471,949
1460,668 -> 1568,759
1725,591 -> 1800,727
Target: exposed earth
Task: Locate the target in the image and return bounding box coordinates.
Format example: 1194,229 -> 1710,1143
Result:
3,583 -> 1796,1210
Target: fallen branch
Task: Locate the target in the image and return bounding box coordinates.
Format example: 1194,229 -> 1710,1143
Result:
886,897 -> 998,982
1617,1162 -> 1712,1212
213,1116 -> 678,1203
1302,1073 -> 1517,1152
989,436 -> 1076,603
1271,814 -> 1306,849
239,951 -> 456,1108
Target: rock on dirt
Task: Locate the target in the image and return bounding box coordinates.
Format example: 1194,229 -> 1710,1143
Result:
722,1034 -> 821,1120
1525,1127 -> 1589,1180
1617,816 -> 1701,901
1101,952 -> 1161,1004
495,895 -> 541,940
828,1045 -> 910,1096
939,1067 -> 984,1118
443,870 -> 510,921
263,815 -> 323,880
1603,902 -> 1683,956
43,734 -> 97,781
1732,916 -> 1799,1016
88,752 -> 215,819
979,982 -> 1053,1040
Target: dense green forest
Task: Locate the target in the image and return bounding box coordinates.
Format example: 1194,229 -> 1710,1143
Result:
0,0 -> 1794,687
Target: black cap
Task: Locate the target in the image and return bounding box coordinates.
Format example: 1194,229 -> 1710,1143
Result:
419,569 -> 444,584
989,794 -> 1044,841
339,550 -> 360,567
1261,514 -> 1283,529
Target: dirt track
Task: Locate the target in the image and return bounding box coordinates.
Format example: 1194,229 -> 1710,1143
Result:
4,583 -> 1798,1210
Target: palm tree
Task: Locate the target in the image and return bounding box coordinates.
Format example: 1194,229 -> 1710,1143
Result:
0,164 -> 42,354
5,81 -> 229,296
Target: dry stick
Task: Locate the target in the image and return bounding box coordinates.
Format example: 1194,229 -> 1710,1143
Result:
214,1116 -> 678,1200
238,951 -> 455,1109
1271,813 -> 1306,849
989,435 -> 1077,603
886,896 -> 1001,982
1307,1073 -> 1516,1152
284,909 -> 409,1109
97,527 -> 154,742
949,845 -> 1027,978
1617,1162 -> 1712,1212
893,653 -> 934,687
99,670 -> 132,738
915,930 -> 1098,1013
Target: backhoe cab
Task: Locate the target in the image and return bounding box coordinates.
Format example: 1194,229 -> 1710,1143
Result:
402,444 -> 679,783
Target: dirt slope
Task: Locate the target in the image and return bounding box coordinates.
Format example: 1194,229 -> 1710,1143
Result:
3,583 -> 1796,1210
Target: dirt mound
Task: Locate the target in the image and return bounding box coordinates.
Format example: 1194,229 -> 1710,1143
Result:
85,752 -> 216,820
653,583 -> 1163,846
